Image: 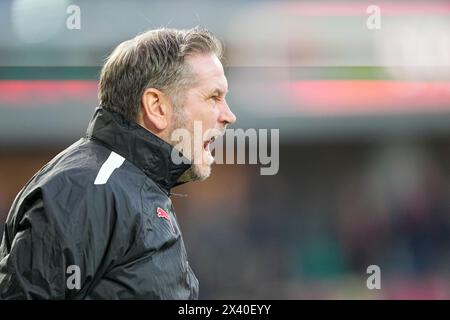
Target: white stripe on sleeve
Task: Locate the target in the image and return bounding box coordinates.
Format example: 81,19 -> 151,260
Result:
94,151 -> 125,185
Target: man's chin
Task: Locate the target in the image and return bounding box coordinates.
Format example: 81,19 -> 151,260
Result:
192,163 -> 211,181
177,163 -> 211,183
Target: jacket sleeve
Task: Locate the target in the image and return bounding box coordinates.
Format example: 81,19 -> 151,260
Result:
0,184 -> 121,300
0,195 -> 69,299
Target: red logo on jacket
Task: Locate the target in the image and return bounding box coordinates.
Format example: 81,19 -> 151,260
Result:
156,207 -> 175,233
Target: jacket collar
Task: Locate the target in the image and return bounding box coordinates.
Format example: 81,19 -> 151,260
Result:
86,107 -> 192,193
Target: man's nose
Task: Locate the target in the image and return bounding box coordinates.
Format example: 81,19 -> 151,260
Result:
219,100 -> 237,126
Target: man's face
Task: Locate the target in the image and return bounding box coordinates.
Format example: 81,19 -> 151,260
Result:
170,53 -> 236,181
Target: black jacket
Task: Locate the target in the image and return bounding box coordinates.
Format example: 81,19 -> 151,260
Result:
0,107 -> 199,299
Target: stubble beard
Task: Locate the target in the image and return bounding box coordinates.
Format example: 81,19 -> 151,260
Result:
169,106 -> 212,183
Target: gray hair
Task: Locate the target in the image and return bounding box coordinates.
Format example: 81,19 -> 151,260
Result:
98,27 -> 223,121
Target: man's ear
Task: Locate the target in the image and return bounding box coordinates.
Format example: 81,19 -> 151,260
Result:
139,88 -> 171,132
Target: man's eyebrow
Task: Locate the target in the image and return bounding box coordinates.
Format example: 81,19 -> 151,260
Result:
211,88 -> 228,96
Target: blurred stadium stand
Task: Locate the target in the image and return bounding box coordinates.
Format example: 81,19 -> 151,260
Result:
1,0 -> 450,299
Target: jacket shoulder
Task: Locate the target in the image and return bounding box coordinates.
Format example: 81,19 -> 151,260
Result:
7,139 -> 149,239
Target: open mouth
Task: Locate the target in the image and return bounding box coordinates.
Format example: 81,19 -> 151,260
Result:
203,136 -> 216,151
202,136 -> 218,165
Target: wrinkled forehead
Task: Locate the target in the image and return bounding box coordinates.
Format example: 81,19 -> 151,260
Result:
185,54 -> 228,93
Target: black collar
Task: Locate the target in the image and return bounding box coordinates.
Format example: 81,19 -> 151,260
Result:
86,107 -> 191,193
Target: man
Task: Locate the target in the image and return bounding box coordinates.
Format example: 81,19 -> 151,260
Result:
0,27 -> 236,299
